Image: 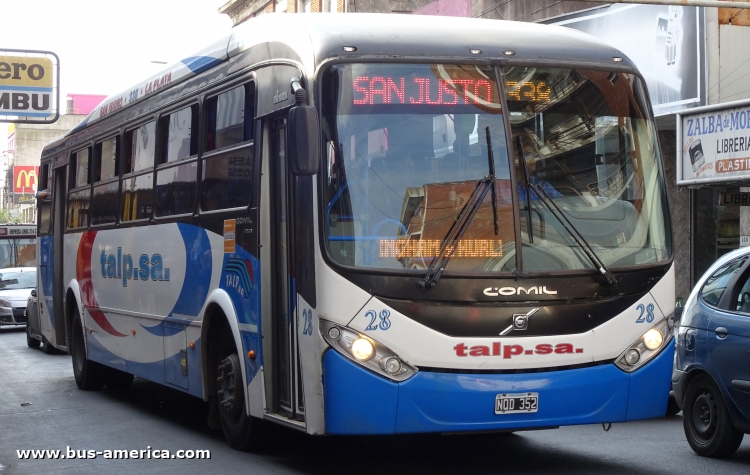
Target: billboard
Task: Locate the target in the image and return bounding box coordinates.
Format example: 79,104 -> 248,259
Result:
546,5 -> 705,116
13,165 -> 39,204
0,49 -> 59,124
677,98 -> 750,186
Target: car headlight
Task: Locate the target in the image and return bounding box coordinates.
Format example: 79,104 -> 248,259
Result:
0,298 -> 11,308
615,316 -> 674,372
320,319 -> 417,382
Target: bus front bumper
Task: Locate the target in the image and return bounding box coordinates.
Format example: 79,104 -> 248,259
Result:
323,339 -> 674,435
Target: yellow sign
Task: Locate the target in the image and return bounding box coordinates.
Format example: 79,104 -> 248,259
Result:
0,56 -> 53,88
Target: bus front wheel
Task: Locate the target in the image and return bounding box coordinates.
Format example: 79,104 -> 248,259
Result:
215,337 -> 276,451
71,308 -> 105,391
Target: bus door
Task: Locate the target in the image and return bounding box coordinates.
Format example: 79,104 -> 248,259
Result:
38,162 -> 67,348
269,117 -> 305,422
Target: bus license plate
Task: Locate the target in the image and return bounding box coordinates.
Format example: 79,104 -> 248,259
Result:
495,392 -> 538,414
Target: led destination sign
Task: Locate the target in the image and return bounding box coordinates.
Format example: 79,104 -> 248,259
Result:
352,76 -> 497,106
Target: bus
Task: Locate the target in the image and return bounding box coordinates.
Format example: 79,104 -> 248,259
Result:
0,225 -> 36,269
36,13 -> 675,449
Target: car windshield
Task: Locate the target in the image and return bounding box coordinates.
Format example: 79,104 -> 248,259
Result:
0,271 -> 36,289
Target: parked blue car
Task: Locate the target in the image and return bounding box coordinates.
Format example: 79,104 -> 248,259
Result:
673,247 -> 750,457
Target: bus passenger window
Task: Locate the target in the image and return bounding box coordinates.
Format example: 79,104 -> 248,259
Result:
201,147 -> 253,211
122,122 -> 156,222
125,122 -> 155,173
155,162 -> 197,217
205,85 -> 252,151
72,148 -> 91,188
160,106 -> 198,164
95,136 -> 119,181
67,189 -> 90,229
122,174 -> 154,221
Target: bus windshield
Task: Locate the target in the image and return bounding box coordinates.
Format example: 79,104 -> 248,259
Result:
324,63 -> 671,273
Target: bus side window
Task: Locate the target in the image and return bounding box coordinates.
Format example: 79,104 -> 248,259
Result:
201,84 -> 255,211
67,148 -> 91,229
122,122 -> 156,222
156,105 -> 199,217
38,163 -> 52,235
91,136 -> 119,226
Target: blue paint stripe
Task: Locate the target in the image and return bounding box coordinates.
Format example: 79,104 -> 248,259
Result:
180,56 -> 222,74
0,85 -> 54,92
0,111 -> 54,117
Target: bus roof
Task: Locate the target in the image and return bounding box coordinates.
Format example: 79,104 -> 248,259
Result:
56,13 -> 635,145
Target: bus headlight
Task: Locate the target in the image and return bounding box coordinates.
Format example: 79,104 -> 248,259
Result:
615,316 -> 674,373
351,338 -> 375,361
320,319 -> 417,382
643,329 -> 663,350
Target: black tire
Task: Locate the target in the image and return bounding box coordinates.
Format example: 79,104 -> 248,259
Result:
70,308 -> 105,391
26,325 -> 40,348
105,368 -> 134,390
42,336 -> 57,354
682,374 -> 744,457
666,394 -> 681,416
215,329 -> 276,451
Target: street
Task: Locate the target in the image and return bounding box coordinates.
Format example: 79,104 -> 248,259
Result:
1,325 -> 749,475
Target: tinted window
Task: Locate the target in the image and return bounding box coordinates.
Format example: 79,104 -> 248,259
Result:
701,258 -> 747,307
733,271 -> 750,314
73,148 -> 90,188
155,162 -> 197,216
125,122 -> 156,173
206,85 -> 251,151
122,173 -> 154,221
161,106 -> 197,163
95,136 -> 118,182
91,182 -> 119,226
67,189 -> 90,228
201,147 -> 253,211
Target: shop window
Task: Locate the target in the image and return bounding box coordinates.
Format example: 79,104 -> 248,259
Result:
160,105 -> 198,164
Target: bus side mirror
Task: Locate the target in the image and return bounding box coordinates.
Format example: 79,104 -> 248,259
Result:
288,106 -> 320,176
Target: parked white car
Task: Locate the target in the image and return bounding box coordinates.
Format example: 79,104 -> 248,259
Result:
0,267 -> 36,327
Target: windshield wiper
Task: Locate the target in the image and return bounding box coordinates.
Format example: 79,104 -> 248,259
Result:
529,182 -> 616,286
417,127 -> 499,291
517,135 -> 534,243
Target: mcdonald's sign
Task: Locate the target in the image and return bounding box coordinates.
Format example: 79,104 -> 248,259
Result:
13,166 -> 39,194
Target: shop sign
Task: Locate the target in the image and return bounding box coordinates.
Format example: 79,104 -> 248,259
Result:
720,192 -> 750,206
0,50 -> 59,124
678,99 -> 750,186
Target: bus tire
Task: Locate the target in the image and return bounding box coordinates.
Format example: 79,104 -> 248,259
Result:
215,331 -> 275,451
683,374 -> 744,457
71,308 -> 105,391
26,326 -> 40,348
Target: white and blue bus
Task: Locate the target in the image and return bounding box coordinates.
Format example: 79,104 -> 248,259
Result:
37,13 -> 675,449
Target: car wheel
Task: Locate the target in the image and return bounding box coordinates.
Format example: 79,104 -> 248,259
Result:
70,308 -> 105,391
26,325 -> 40,349
682,374 -> 744,457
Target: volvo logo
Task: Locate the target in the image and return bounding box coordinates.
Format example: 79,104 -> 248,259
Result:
500,308 -> 539,336
483,286 -> 557,296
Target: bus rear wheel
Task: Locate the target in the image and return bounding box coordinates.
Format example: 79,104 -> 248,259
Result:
71,308 -> 105,391
215,346 -> 275,451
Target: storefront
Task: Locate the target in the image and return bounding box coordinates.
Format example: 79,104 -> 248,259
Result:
678,98 -> 750,291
